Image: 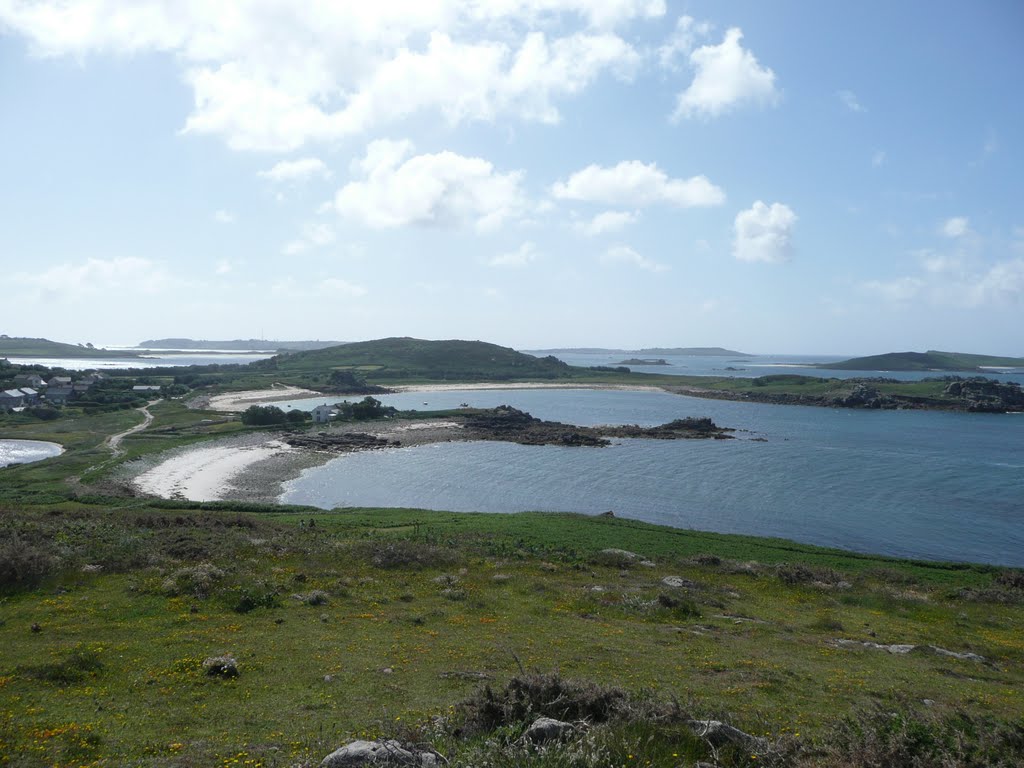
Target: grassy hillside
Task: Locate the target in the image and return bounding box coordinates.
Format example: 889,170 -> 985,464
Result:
1,501 -> 1022,767
0,337 -> 140,359
258,337 -> 579,382
823,350 -> 1024,371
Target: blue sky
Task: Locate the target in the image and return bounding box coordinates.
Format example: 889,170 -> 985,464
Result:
1,1 -> 1022,354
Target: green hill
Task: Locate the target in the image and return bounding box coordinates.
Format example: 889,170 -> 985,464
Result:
0,336 -> 141,358
822,350 -> 1024,372
259,337 -> 575,381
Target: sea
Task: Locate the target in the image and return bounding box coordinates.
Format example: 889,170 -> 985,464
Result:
5,348 -> 1023,566
2,349 -> 273,370
273,375 -> 1024,568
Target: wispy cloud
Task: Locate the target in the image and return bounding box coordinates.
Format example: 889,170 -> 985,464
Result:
600,245 -> 668,272
838,89 -> 865,113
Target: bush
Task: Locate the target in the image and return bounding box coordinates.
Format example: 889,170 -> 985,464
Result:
162,562 -> 225,598
809,706 -> 1024,767
19,649 -> 103,685
362,540 -> 460,570
240,405 -> 290,426
0,530 -> 57,589
226,581 -> 281,613
459,673 -> 632,735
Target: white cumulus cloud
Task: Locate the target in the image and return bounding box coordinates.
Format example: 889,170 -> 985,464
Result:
0,3 -> 658,152
552,161 -> 724,207
213,209 -> 235,224
258,158 -> 331,183
733,201 -> 797,263
672,27 -> 778,120
600,244 -> 668,272
657,15 -> 711,70
335,139 -> 527,231
574,209 -> 639,236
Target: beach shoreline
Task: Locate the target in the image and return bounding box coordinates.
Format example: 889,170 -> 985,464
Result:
199,381 -> 667,413
129,418 -> 473,504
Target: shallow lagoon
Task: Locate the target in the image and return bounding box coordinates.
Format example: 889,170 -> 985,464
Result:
0,439 -> 64,468
281,388 -> 1024,567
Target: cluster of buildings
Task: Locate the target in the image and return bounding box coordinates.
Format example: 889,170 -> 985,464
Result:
0,372 -> 105,409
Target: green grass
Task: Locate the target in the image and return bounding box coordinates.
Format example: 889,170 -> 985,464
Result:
1,501 -> 1022,766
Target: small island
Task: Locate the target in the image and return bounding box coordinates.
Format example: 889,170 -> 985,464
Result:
821,350 -> 1024,372
617,358 -> 670,366
0,336 -> 142,358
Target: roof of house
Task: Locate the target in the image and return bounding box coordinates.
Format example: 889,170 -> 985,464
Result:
18,387 -> 38,395
1,389 -> 25,399
46,386 -> 74,396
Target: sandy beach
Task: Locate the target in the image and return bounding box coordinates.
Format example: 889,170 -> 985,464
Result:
201,385 -> 320,413
133,439 -> 296,501
201,381 -> 665,413
130,419 -> 471,504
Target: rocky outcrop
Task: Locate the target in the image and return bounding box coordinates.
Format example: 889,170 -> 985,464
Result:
461,406 -> 732,446
521,716 -> 574,744
320,740 -> 437,767
202,655 -> 238,678
944,379 -> 1024,412
687,720 -> 768,751
283,432 -> 398,452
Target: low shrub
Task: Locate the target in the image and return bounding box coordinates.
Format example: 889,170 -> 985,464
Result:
162,562 -> 225,598
458,673 -> 633,735
19,648 -> 103,685
806,706 -> 1024,767
776,563 -> 845,587
361,540 -> 460,570
0,530 -> 57,589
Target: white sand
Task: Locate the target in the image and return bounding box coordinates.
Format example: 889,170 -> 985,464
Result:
134,440 -> 291,501
390,382 -> 665,393
206,385 -> 319,412
206,382 -> 664,412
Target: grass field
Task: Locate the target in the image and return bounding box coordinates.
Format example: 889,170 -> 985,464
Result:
1,501 -> 1022,767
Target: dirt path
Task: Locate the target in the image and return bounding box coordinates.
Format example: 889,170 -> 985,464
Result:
107,399 -> 161,456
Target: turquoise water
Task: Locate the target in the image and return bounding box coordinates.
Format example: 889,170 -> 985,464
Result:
0,439 -> 64,468
280,388 -> 1024,567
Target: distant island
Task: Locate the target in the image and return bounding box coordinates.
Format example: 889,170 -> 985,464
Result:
617,358 -> 670,366
138,338 -> 347,352
821,350 -> 1024,372
528,346 -> 750,356
0,336 -> 141,358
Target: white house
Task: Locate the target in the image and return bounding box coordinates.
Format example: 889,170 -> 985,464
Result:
0,389 -> 25,408
312,405 -> 336,423
18,387 -> 40,405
